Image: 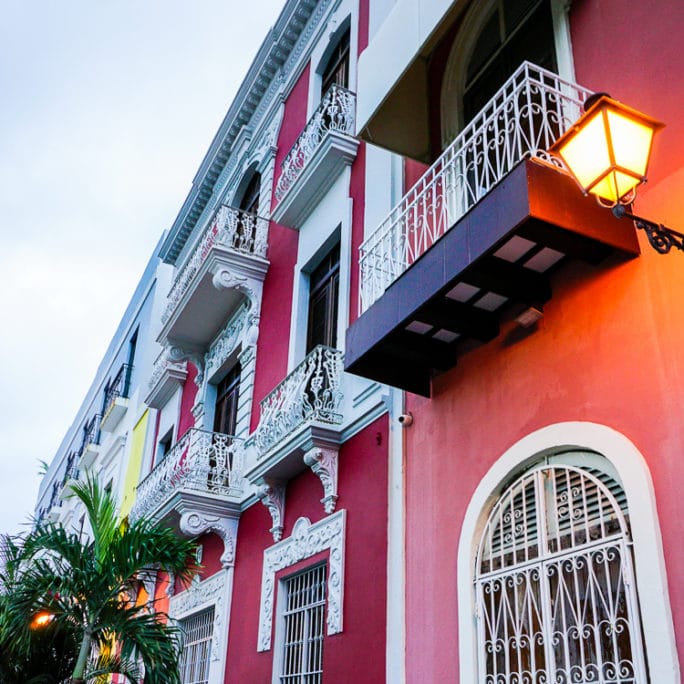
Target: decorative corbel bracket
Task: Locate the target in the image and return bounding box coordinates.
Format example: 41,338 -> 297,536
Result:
168,344 -> 206,388
179,511 -> 239,569
303,446 -> 339,514
257,479 -> 286,541
212,269 -> 249,294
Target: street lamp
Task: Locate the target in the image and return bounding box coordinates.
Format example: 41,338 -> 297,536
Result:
30,611 -> 55,629
550,93 -> 684,254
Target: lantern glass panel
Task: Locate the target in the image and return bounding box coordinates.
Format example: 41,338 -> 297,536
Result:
557,111 -> 611,192
590,170 -> 640,205
606,108 -> 655,178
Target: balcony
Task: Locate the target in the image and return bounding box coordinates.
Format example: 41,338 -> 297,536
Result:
145,350 -> 188,409
346,63 -> 640,396
272,85 -> 359,226
159,205 -> 269,350
246,345 -> 344,484
129,428 -> 244,525
78,414 -> 101,469
100,363 -> 132,432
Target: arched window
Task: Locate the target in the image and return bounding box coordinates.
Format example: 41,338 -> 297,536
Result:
441,0 -> 566,146
463,0 -> 556,125
476,457 -> 648,683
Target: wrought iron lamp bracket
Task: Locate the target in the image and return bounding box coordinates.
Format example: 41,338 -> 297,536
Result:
612,204 -> 684,255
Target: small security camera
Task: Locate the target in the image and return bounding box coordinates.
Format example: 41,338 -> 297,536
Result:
397,412 -> 413,427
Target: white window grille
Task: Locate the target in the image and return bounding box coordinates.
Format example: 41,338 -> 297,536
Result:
476,464 -> 648,683
279,564 -> 327,684
179,607 -> 215,684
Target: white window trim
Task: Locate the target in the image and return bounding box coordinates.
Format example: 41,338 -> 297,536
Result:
457,421 -> 680,684
257,510 -> 346,652
169,569 -> 233,684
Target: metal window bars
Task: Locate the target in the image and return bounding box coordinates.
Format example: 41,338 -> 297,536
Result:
179,607 -> 215,684
80,414 -> 102,452
253,345 -> 344,458
280,564 -> 327,684
475,464 -> 647,684
129,429 -> 244,522
161,205 -> 269,325
274,84 -> 356,203
358,61 -> 593,314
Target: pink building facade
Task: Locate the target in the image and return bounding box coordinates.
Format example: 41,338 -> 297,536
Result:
38,0 -> 684,682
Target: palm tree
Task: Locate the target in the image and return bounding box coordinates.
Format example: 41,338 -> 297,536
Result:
2,477 -> 198,683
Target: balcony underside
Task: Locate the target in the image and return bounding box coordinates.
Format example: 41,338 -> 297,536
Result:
272,131 -> 359,227
345,159 -> 640,396
145,489 -> 241,531
160,248 -> 268,349
245,423 -> 342,486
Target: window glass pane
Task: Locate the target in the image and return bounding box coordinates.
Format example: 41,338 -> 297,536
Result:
307,244 -> 340,352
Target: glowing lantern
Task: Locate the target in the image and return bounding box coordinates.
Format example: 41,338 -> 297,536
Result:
550,94 -> 664,205
31,611 -> 55,629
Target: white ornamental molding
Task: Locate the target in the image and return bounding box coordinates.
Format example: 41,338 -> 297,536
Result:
257,510 -> 346,652
257,480 -> 286,542
303,446 -> 339,514
169,345 -> 206,387
165,571 -> 176,598
169,570 -> 229,665
179,511 -> 239,569
205,307 -> 248,380
138,567 -> 158,611
211,269 -> 253,300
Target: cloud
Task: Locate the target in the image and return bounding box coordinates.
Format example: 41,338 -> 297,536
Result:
0,0 -> 286,534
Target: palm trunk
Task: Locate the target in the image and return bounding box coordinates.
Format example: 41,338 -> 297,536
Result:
71,629 -> 92,683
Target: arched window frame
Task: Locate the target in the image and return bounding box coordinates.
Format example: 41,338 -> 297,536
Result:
440,0 -> 576,148
457,422 -> 680,684
307,6 -> 358,118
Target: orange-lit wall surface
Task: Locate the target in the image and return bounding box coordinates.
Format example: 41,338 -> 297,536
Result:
403,1 -> 684,680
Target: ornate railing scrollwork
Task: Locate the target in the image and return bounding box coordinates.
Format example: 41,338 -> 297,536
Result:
129,429 -> 244,522
162,206 -> 269,324
274,84 -> 356,202
254,345 -> 344,457
358,61 -> 594,313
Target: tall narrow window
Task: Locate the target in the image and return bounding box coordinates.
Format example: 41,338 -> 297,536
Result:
179,607 -> 214,684
213,364 -> 241,437
235,172 -> 261,252
279,564 -> 327,684
307,244 -> 340,353
239,173 -> 261,215
463,0 -> 556,125
321,28 -> 350,95
476,462 -> 648,683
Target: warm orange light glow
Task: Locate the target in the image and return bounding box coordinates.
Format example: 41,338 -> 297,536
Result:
550,95 -> 664,205
31,611 -> 55,629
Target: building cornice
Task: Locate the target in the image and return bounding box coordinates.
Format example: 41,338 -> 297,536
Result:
161,0 -> 332,265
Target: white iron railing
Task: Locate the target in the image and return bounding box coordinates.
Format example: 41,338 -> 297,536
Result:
254,345 -> 344,457
130,429 -> 244,521
358,62 -> 593,313
274,84 -> 356,202
162,205 -> 269,324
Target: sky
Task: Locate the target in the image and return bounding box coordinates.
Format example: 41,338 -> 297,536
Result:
0,0 -> 286,536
